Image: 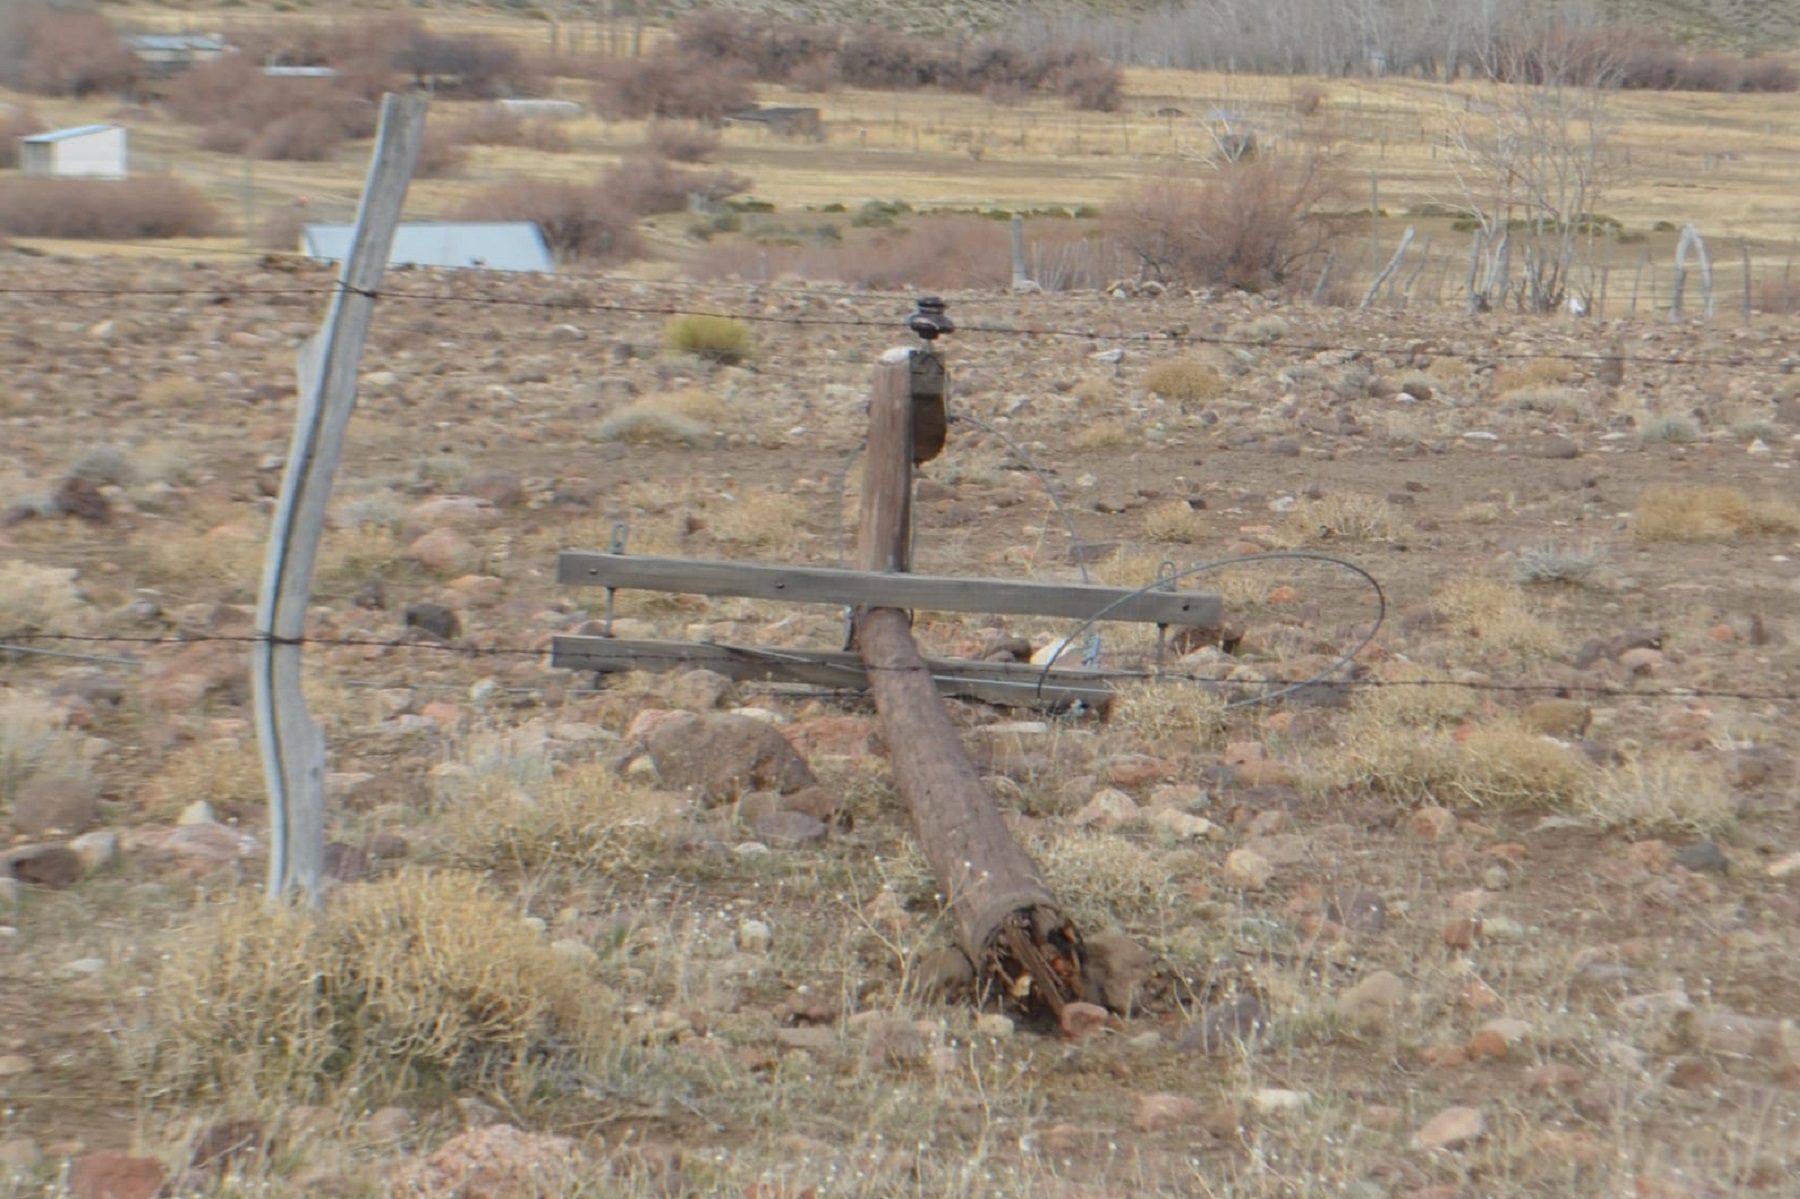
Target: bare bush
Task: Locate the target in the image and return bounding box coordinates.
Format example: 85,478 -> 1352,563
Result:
0,177 -> 221,240
454,108 -> 570,152
600,156 -> 749,216
685,217 -> 1012,290
1108,155 -> 1342,290
414,121 -> 468,179
457,177 -> 641,264
592,49 -> 753,121
0,2 -> 140,97
645,121 -> 720,163
394,30 -> 526,99
0,106 -> 42,168
170,57 -> 376,161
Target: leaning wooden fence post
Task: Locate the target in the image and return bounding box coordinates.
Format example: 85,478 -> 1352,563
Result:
253,93 -> 428,908
852,303 -> 1090,1021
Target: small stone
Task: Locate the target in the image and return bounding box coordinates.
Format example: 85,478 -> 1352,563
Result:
68,830 -> 119,871
363,1106 -> 413,1141
64,957 -> 105,977
1149,808 -> 1218,839
1618,646 -> 1663,677
1134,1093 -> 1203,1132
670,668 -> 734,712
974,1013 -> 1014,1039
737,918 -> 773,954
1337,970 -> 1407,1029
1442,917 -> 1481,949
1221,848 -> 1274,891
403,601 -> 460,641
0,1054 -> 31,1077
753,810 -> 827,849
1075,788 -> 1140,829
68,1152 -> 167,1199
407,527 -> 480,574
1249,1088 -> 1309,1116
1182,992 -> 1268,1054
8,776 -> 101,837
1,843 -> 83,888
1410,805 -> 1456,839
1477,1017 -> 1532,1051
1769,852 -> 1800,879
177,800 -> 216,826
1673,841 -> 1729,875
1482,864 -> 1510,890
1482,915 -> 1525,940
1413,1105 -> 1485,1151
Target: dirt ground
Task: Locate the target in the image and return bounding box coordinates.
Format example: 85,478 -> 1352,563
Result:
2,255 -> 1798,1197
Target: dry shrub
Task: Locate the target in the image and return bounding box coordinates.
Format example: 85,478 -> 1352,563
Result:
1039,832 -> 1168,926
138,871 -> 612,1105
645,121 -> 721,162
437,763 -> 682,873
664,314 -> 751,364
1109,680 -> 1226,744
0,105 -> 42,168
641,387 -> 729,425
1289,494 -> 1403,543
144,377 -> 204,407
1090,549 -> 1165,588
1490,358 -> 1573,395
1493,24 -> 1797,94
1143,359 -> 1227,402
454,107 -> 570,152
1587,751 -> 1735,836
1070,421 -> 1131,451
0,561 -> 85,634
1634,484 -> 1800,541
413,121 -> 469,179
1502,385 -> 1585,416
1107,154 -> 1342,290
0,178 -> 221,240
685,217 -> 1013,291
0,689 -> 97,813
142,740 -> 263,822
593,48 -> 753,121
594,407 -> 707,447
458,177 -> 641,264
602,156 -> 749,216
1355,662 -> 1477,728
170,58 -> 376,161
1291,83 -> 1325,116
1452,722 -> 1595,810
1143,500 -> 1205,543
1430,578 -> 1560,658
0,3 -> 140,96
709,489 -> 809,548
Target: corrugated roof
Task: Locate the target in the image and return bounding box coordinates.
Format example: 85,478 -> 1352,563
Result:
21,124 -> 123,144
301,222 -> 554,273
129,34 -> 228,51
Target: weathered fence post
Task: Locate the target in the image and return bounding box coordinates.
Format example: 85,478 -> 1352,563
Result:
1671,223 -> 1714,322
852,310 -> 1091,1022
253,93 -> 427,908
1361,224 -> 1414,309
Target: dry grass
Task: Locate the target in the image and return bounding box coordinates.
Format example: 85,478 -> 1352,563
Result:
1070,420 -> 1131,451
1142,359 -> 1227,402
1490,358 -> 1574,396
1452,722 -> 1597,810
1514,542 -> 1602,586
1109,680 -> 1226,744
1142,499 -> 1205,543
145,518 -> 267,598
1586,750 -> 1737,836
1088,549 -> 1166,588
136,870 -> 613,1106
437,763 -> 685,874
142,376 -> 204,407
594,407 -> 708,447
141,740 -> 265,822
0,560 -> 86,633
1288,494 -> 1403,543
1634,484 -> 1800,541
1502,385 -> 1586,416
664,314 -> 752,364
709,488 -> 811,549
0,689 -> 97,812
641,386 -> 731,426
1430,578 -> 1561,658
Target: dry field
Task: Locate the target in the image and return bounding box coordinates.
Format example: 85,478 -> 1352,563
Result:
1,250 -> 1798,1196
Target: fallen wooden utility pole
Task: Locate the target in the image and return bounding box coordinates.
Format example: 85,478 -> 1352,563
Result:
853,328 -> 1088,1022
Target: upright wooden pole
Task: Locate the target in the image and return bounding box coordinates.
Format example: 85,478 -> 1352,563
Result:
253,93 -> 427,908
854,348 -> 1089,1021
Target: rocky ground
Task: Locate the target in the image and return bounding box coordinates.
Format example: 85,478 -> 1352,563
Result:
2,252 -> 1798,1197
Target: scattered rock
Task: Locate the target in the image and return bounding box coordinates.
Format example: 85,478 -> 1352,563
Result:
1768,852 -> 1800,880
670,668 -> 735,712
1475,1017 -> 1533,1055
1148,807 -> 1218,839
1059,1001 -> 1117,1040
1221,848 -> 1274,890
1,843 -> 84,888
1083,931 -> 1155,1014
1249,1088 -> 1310,1116
737,918 -> 773,954
407,527 -> 480,574
0,1055 -> 30,1077
1673,841 -> 1729,875
68,1152 -> 167,1199
403,601 -> 461,642
1327,886 -> 1388,933
1074,787 -> 1139,830
752,810 -> 827,848
1134,1092 -> 1203,1132
1413,1105 -> 1485,1151
1442,917 -> 1481,949
1410,805 -> 1456,839
177,800 -> 215,826
390,1124 -> 579,1198
462,470 -> 525,507
68,830 -> 119,871
7,775 -> 101,837
53,475 -> 110,523
1337,970 -> 1408,1029
645,713 -> 817,804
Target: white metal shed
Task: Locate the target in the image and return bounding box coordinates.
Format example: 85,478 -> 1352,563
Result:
300,222 -> 555,273
19,124 -> 129,180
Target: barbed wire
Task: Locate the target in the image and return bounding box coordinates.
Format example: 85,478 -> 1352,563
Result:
4,629 -> 1797,705
1,277 -> 1797,375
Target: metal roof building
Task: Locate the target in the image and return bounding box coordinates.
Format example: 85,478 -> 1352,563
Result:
19,124 -> 128,179
300,222 -> 555,273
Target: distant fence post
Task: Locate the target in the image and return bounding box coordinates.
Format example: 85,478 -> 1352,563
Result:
253,93 -> 427,908
1670,223 -> 1713,322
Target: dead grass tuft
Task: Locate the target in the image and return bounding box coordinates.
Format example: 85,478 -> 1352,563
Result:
1,689 -> 97,813
1586,750 -> 1736,836
437,763 -> 683,874
710,489 -> 810,549
1109,680 -> 1226,744
138,870 -> 613,1106
143,377 -> 205,407
1289,494 -> 1403,543
1453,722 -> 1596,810
141,740 -> 264,821
594,407 -> 708,447
664,314 -> 752,364
1430,578 -> 1561,658
1070,420 -> 1131,451
0,560 -> 86,633
1634,485 -> 1800,541
1142,500 -> 1205,543
1490,358 -> 1573,395
1142,359 -> 1227,402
